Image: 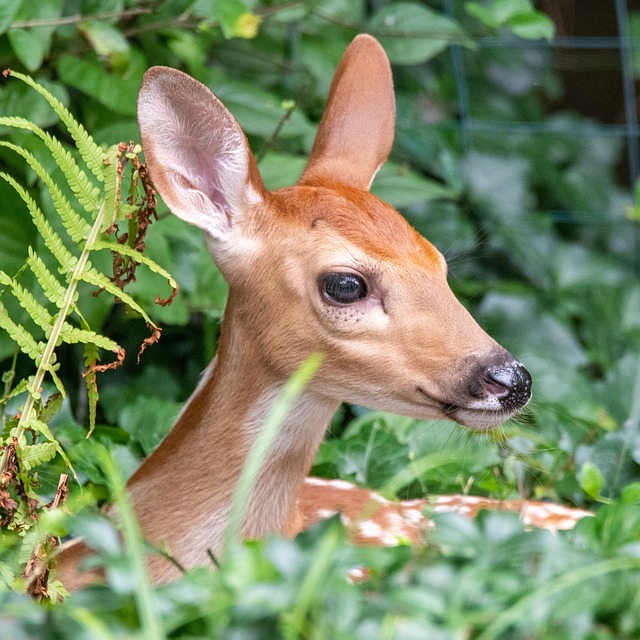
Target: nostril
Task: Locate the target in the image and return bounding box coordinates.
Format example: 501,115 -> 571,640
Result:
482,362 -> 532,398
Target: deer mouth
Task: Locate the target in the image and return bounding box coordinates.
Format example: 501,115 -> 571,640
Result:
441,403 -> 516,431
417,382 -> 530,431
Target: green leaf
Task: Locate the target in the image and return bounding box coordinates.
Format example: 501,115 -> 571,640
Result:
507,13 -> 555,41
7,29 -> 46,72
581,461 -> 604,500
369,2 -> 471,65
621,483 -> 640,505
215,82 -> 313,138
79,21 -> 130,69
0,0 -> 22,35
56,55 -> 140,117
465,2 -> 500,28
210,0 -> 249,38
256,152 -> 307,191
371,162 -> 457,208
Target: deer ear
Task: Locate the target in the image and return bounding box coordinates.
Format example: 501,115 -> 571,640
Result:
137,67 -> 265,240
299,35 -> 395,191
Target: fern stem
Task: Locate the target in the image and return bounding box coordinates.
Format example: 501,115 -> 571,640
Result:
1,200 -> 108,474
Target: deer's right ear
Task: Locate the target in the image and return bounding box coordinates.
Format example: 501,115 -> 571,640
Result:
137,67 -> 265,240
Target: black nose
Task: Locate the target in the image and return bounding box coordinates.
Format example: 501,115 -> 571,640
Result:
481,362 -> 532,411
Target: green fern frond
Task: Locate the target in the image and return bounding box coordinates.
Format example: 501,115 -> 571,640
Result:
26,249 -> 69,308
102,144 -> 119,229
0,272 -> 54,334
81,263 -> 154,326
24,417 -> 72,471
0,302 -> 44,364
3,378 -> 28,402
16,442 -> 58,472
0,117 -> 100,213
0,141 -> 92,243
59,324 -> 119,352
92,240 -> 179,295
0,172 -> 76,273
8,70 -> 105,182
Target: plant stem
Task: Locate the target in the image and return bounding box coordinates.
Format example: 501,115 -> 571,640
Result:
0,199 -> 108,476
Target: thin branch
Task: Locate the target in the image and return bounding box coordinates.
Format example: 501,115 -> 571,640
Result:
255,101 -> 297,164
10,8 -> 151,30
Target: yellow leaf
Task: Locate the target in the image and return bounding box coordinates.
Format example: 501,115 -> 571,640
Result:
233,13 -> 260,39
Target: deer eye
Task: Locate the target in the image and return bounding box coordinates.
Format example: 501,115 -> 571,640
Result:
320,273 -> 367,304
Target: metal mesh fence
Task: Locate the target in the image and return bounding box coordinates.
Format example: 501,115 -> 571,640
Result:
440,0 -> 640,235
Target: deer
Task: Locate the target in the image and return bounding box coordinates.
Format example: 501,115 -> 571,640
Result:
54,34 -> 591,591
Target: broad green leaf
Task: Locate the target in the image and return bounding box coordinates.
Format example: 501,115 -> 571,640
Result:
622,483 -> 640,505
215,82 -> 313,138
79,21 -> 130,68
259,152 -> 307,190
0,78 -> 69,130
371,162 -> 457,208
507,13 -> 555,41
369,2 -> 471,65
0,0 -> 22,35
7,0 -> 63,70
466,0 -> 531,24
581,461 -> 604,500
7,29 -> 46,72
56,55 -> 140,117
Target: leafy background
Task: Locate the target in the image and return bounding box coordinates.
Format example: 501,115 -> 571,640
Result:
1,0 -> 640,638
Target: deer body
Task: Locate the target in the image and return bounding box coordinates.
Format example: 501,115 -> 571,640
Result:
55,35 -> 537,588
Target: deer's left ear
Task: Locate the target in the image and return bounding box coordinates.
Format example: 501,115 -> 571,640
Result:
137,67 -> 265,241
298,34 -> 395,191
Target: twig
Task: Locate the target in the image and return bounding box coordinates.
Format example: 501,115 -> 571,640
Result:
10,8 -> 151,30
255,101 -> 298,164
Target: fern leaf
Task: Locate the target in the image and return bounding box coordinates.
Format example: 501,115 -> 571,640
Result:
0,172 -> 77,275
83,342 -> 100,437
0,117 -> 100,213
59,324 -> 120,352
17,442 -> 58,472
24,417 -> 73,472
3,377 -> 29,402
0,301 -> 44,364
0,141 -> 91,243
26,249 -> 70,309
0,272 -> 54,333
80,263 -> 154,326
92,240 -> 179,295
8,70 -> 105,182
102,144 -> 119,230
49,368 -> 66,398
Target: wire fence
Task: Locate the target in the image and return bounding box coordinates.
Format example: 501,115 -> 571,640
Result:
441,0 -> 640,237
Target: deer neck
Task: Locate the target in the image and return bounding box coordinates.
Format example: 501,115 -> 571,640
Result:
126,305 -> 339,574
